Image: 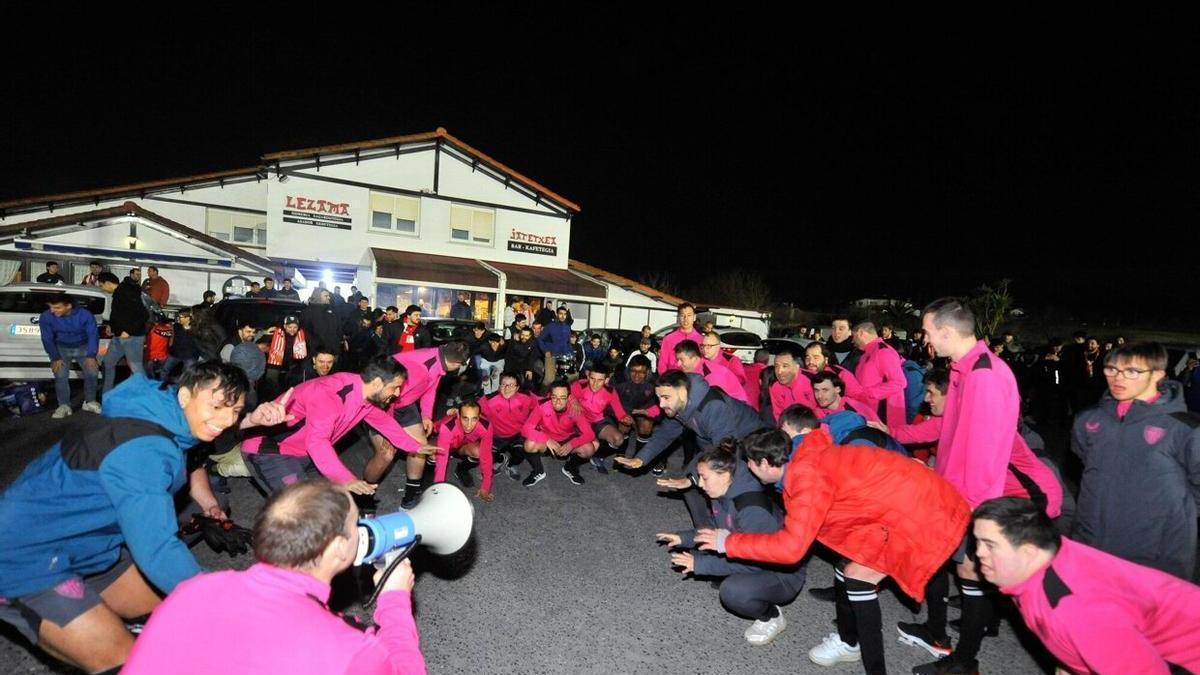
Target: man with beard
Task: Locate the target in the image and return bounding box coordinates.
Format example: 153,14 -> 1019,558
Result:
827,317 -> 862,373
240,355 -> 438,496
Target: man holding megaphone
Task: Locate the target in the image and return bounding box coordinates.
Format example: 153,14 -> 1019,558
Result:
125,477 -> 475,674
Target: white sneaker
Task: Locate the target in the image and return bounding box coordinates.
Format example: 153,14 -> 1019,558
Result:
81,401 -> 102,414
744,606 -> 786,645
808,632 -> 862,666
52,405 -> 73,419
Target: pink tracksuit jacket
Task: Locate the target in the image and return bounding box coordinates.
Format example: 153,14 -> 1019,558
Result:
521,399 -> 597,446
936,339 -> 1026,509
570,379 -> 630,424
854,337 -> 908,425
716,351 -> 748,388
478,390 -> 538,439
657,327 -> 702,374
700,361 -> 750,404
433,415 -> 494,493
242,373 -> 420,483
124,563 -> 426,674
391,348 -> 448,421
1000,538 -> 1200,674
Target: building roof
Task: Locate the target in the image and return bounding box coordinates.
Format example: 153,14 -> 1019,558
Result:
568,259 -> 689,306
0,201 -> 275,271
0,168 -> 264,217
262,128 -> 580,214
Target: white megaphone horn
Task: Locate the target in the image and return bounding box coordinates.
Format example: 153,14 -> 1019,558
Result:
354,483 -> 475,566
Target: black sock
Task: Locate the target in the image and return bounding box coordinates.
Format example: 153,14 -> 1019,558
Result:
404,478 -> 422,495
925,567 -> 950,639
507,447 -> 525,466
834,568 -> 858,647
565,455 -> 585,471
527,452 -> 544,474
845,577 -> 884,673
759,604 -> 780,621
462,457 -> 479,468
955,578 -> 991,663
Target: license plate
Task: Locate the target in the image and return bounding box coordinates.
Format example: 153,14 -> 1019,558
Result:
9,325 -> 40,336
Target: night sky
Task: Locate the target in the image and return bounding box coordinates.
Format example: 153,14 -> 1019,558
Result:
3,18 -> 1198,325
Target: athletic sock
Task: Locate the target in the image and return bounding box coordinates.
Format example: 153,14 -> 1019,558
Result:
955,578 -> 991,662
404,478 -> 422,497
506,446 -> 525,466
925,567 -> 950,640
833,568 -> 858,647
526,452 -> 544,474
565,455 -> 585,472
845,577 -> 884,674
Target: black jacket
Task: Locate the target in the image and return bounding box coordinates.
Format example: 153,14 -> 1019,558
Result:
1071,381 -> 1200,580
300,304 -> 341,353
110,278 -> 149,336
505,339 -> 538,375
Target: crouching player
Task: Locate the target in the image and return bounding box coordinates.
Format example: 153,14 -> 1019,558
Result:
657,441 -> 806,646
479,371 -> 539,482
569,362 -> 633,474
433,401 -> 496,501
520,381 -> 596,487
697,428 -> 970,675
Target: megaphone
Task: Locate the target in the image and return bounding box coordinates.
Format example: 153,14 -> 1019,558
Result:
354,483 -> 474,566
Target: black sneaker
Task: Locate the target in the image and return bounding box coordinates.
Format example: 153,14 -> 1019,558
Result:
808,585 -> 837,602
911,654 -> 978,675
650,464 -> 665,476
522,470 -> 546,487
897,622 -> 953,659
400,490 -> 421,510
947,594 -> 961,609
948,618 -> 1000,637
562,465 -> 585,486
455,462 -> 475,488
590,456 -> 609,474
492,451 -> 506,475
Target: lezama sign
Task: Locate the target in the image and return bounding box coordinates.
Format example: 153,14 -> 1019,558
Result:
507,228 -> 557,256
283,195 -> 352,230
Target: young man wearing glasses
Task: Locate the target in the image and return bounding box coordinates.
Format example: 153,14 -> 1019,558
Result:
1071,341 -> 1200,582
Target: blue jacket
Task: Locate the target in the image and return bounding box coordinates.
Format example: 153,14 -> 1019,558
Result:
39,307 -> 99,360
537,320 -> 573,357
679,461 -> 804,588
635,374 -> 768,476
0,375 -> 203,597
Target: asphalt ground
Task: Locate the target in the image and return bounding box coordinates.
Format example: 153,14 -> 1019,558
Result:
0,398 -> 1066,675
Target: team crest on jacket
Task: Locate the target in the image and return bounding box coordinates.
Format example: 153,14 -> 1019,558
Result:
1085,421 -> 1100,433
1144,425 -> 1166,446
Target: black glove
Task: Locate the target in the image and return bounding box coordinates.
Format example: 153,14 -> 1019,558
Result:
181,515 -> 252,557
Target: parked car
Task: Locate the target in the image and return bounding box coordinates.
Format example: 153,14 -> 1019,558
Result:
0,283 -> 112,381
212,297 -> 308,334
422,319 -> 479,346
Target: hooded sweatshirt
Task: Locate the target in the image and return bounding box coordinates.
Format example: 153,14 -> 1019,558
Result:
1071,381 -> 1200,580
0,375 -> 201,597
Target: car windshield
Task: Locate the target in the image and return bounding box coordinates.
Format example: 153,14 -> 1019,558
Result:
0,290 -> 106,317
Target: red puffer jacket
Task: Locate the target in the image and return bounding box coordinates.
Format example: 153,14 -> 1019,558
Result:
725,428 -> 970,600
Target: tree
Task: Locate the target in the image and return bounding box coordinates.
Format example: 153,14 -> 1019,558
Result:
969,279 -> 1014,339
690,269 -> 773,311
636,270 -> 682,299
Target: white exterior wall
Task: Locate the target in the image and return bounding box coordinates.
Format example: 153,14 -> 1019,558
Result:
268,150 -> 571,271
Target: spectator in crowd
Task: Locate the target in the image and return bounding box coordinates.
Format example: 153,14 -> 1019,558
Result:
827,317 -> 862,372
450,291 -> 473,320
347,316 -> 384,372
880,323 -> 906,352
189,305 -> 226,363
346,285 -> 363,306
123,478 -> 427,674
626,336 -> 658,372
601,345 -> 625,381
142,266 -> 170,307
231,335 -> 268,407
302,288 -> 343,356
503,298 -> 519,329
163,307 -> 201,377
287,347 -> 338,388
247,281 -> 263,297
201,289 -> 217,308
275,278 -> 300,300
396,304 -> 432,354
259,277 -> 277,299
98,271 -> 149,394
35,260 -> 64,284
145,316 -> 173,380
972,497 -> 1200,674
581,333 -> 605,374
477,332 -> 507,394
1071,342 -> 1199,581
508,312 -> 528,341
220,320 -> 258,364
505,327 -> 539,387
537,307 -> 574,386
40,294 -> 100,417
79,260 -> 103,286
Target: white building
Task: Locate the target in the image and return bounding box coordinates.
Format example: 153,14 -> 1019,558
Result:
0,128 -> 722,331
